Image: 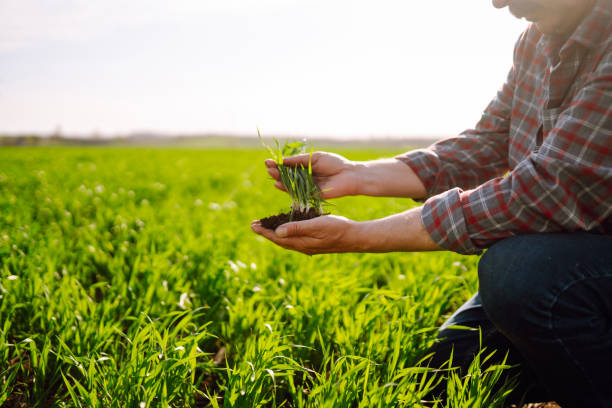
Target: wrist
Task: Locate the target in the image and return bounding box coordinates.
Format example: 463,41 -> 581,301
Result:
348,158 -> 427,198
347,208 -> 441,253
346,220 -> 374,252
350,161 -> 378,196
337,160 -> 364,196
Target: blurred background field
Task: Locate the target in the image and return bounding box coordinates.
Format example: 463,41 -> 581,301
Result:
0,146 -> 505,407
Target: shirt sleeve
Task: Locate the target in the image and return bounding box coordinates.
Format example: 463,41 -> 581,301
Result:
395,65 -> 514,197
422,51 -> 612,255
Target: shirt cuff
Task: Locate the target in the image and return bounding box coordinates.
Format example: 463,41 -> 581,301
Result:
395,149 -> 440,198
421,188 -> 483,255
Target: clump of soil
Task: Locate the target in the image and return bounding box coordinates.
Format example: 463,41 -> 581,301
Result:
260,207 -> 320,230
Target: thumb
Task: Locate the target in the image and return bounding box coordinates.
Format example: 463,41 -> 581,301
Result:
276,221 -> 306,238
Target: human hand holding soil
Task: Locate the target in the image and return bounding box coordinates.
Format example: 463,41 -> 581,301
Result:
252,214 -> 358,255
265,152 -> 359,199
252,207 -> 441,255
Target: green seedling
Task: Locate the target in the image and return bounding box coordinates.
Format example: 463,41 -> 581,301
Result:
258,128 -> 324,217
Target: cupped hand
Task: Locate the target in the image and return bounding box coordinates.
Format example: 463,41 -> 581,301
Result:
264,152 -> 358,199
251,215 -> 361,255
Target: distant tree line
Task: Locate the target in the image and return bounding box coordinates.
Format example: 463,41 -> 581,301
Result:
0,135 -> 112,146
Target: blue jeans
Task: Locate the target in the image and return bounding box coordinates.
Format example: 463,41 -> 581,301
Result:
427,233 -> 612,408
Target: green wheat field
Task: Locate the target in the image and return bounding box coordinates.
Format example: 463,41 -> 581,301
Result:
0,147 -> 516,407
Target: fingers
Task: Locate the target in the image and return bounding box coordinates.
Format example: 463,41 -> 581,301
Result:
251,220 -> 282,242
265,167 -> 287,191
267,167 -> 280,181
282,153 -> 314,167
275,222 -> 298,238
251,219 -> 307,239
274,181 -> 287,192
276,217 -> 322,238
265,152 -> 318,172
250,220 -> 270,238
250,220 -> 309,254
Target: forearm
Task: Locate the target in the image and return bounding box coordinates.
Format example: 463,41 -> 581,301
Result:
350,207 -> 441,252
352,158 -> 427,199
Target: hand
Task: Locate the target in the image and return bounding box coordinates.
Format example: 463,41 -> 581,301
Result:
265,152 -> 358,199
251,215 -> 359,255
251,207 -> 441,254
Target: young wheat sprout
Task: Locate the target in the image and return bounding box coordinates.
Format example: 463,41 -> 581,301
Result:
258,129 -> 324,217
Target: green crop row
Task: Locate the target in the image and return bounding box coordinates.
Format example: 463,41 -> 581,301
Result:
0,147 -> 514,407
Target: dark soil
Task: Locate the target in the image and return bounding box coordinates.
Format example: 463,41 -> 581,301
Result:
259,207 -> 320,230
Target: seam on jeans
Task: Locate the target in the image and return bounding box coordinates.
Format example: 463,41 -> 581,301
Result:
544,268 -> 586,331
549,276 -> 605,403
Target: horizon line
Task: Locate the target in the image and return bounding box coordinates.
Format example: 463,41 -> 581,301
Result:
0,131 -> 451,141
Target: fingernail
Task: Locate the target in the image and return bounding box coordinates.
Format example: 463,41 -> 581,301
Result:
276,227 -> 287,237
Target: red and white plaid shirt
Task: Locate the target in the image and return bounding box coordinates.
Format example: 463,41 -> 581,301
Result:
398,0 -> 612,255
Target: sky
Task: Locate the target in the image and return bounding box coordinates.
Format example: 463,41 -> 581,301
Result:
0,0 -> 528,139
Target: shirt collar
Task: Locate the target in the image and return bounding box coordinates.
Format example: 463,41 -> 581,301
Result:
536,0 -> 611,62
567,0 -> 611,50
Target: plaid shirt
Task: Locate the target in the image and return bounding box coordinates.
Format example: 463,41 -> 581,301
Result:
398,0 -> 612,255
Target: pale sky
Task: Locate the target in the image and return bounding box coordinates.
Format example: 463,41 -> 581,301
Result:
0,0 -> 528,138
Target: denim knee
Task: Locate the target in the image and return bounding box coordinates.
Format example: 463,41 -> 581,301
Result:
478,233 -> 612,407
478,232 -> 612,342
478,234 -> 565,342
